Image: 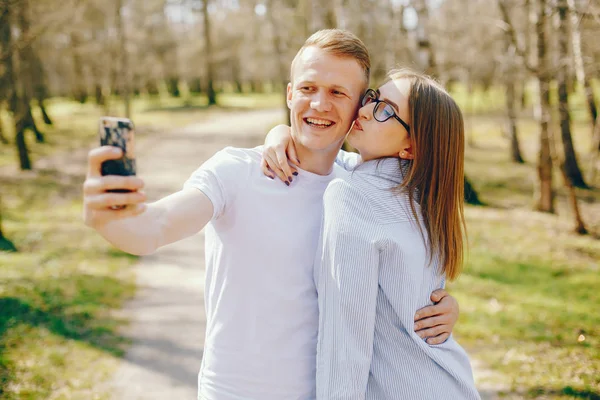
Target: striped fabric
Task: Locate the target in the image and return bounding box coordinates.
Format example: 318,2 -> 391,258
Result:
315,157 -> 481,400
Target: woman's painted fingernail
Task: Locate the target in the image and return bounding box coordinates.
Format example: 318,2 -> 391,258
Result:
288,176 -> 293,183
292,172 -> 298,176
285,181 -> 290,186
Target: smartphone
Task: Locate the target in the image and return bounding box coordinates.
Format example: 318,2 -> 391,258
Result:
98,117 -> 136,193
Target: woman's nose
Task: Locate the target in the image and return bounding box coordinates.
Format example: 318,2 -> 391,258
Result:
357,103 -> 373,120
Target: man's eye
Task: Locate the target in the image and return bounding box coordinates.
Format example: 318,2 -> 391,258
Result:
332,90 -> 345,96
300,86 -> 313,92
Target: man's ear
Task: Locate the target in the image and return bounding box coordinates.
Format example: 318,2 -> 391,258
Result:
286,82 -> 293,109
400,146 -> 415,160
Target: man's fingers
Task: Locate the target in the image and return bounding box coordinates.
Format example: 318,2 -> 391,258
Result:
92,203 -> 147,221
415,324 -> 448,340
426,333 -> 450,345
84,176 -> 144,195
86,191 -> 147,209
87,146 -> 123,178
414,315 -> 446,332
430,288 -> 449,303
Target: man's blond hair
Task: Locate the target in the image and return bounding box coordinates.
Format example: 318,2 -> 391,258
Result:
290,29 -> 370,84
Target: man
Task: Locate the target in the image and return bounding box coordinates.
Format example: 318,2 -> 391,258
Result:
83,29 -> 458,400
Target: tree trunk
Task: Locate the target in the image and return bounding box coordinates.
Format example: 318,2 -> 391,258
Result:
464,176 -> 484,205
94,84 -> 105,105
70,32 -> 88,104
167,77 -> 180,97
266,0 -> 290,124
559,162 -> 587,235
0,204 -> 17,252
14,103 -> 32,170
556,1 -> 588,188
567,0 -> 597,137
589,114 -> 600,184
506,81 -> 525,163
203,0 -> 217,106
414,0 -> 438,77
535,0 -> 555,213
0,111 -> 8,144
116,0 -> 131,118
14,0 -> 43,145
38,98 -> 52,125
24,107 -> 44,143
502,26 -> 524,164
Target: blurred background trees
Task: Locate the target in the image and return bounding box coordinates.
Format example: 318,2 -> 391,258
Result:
1,0 -> 599,234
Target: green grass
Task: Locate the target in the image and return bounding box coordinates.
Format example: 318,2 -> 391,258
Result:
451,108 -> 600,398
0,168 -> 137,399
0,92 -> 281,399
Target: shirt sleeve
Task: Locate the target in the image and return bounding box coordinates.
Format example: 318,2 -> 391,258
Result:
317,179 -> 383,400
335,150 -> 361,171
183,147 -> 252,220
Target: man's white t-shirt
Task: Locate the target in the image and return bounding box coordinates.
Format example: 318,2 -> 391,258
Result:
184,146 -> 343,400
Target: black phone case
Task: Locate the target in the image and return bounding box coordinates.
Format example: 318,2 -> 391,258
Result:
99,117 -> 136,177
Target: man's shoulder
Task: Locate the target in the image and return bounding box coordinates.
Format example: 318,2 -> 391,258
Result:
212,145 -> 262,165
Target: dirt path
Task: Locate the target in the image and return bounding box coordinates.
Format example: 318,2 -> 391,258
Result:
106,108 -> 504,399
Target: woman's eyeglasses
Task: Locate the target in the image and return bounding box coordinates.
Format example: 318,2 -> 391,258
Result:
361,89 -> 410,133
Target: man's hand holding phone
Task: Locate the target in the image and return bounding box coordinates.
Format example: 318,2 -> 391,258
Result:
83,146 -> 147,229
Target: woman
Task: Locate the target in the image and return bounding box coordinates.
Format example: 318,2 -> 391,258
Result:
262,69 -> 480,399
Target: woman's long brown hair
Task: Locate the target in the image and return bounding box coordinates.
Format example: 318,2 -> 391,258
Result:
390,69 -> 466,281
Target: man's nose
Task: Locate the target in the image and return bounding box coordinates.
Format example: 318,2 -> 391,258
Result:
310,90 -> 332,112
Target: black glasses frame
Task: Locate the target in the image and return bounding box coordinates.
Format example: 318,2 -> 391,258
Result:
361,89 -> 410,133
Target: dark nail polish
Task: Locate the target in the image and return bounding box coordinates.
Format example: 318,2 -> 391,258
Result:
288,176 -> 293,183
268,175 -> 274,180
292,172 -> 298,176
285,181 -> 290,186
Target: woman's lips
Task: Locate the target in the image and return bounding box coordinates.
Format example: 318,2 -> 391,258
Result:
353,120 -> 363,131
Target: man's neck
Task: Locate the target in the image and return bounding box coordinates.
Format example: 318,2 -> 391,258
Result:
294,140 -> 342,176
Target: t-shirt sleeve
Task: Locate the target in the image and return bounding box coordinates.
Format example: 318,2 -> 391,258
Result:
183,147 -> 252,220
335,149 -> 361,171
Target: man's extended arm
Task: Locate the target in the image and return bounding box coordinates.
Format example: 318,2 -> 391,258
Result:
83,146 -> 214,255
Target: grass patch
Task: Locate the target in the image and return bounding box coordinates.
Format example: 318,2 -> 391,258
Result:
0,168 -> 136,399
451,110 -> 600,398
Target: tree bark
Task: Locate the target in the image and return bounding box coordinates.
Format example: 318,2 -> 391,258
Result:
116,0 -> 131,117
559,162 -> 587,234
502,24 -> 524,164
556,1 -> 588,188
464,176 -> 484,205
70,31 -> 88,104
14,101 -> 32,170
266,0 -> 290,124
0,110 -> 8,144
0,203 -> 17,252
535,0 -> 555,213
589,114 -> 600,184
506,81 -> 525,163
203,0 -> 217,105
414,0 -> 438,77
567,0 -> 597,136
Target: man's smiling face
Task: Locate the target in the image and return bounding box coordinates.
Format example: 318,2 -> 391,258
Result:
287,46 -> 367,157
